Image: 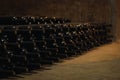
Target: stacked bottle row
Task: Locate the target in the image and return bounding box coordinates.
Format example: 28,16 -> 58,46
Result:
0,23 -> 113,78
0,16 -> 71,25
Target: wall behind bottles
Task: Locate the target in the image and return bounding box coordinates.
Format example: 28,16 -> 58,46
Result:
0,0 -> 111,23
116,0 -> 120,39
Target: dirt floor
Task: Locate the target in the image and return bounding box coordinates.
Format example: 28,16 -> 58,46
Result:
3,40 -> 120,80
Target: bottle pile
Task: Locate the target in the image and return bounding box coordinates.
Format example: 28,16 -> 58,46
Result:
0,16 -> 113,78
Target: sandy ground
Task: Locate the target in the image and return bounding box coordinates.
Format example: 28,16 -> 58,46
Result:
2,40 -> 120,80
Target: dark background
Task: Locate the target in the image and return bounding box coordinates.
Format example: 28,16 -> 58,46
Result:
0,0 -> 119,39
0,0 -> 111,23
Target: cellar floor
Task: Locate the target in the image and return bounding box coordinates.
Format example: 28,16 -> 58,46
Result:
3,40 -> 120,80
